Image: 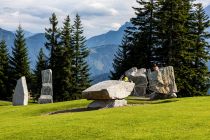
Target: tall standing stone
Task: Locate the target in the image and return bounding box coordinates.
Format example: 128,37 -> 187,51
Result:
38,69 -> 53,104
12,76 -> 28,106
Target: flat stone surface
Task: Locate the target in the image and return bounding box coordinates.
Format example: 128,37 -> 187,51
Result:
82,80 -> 135,100
88,99 -> 127,108
12,76 -> 28,106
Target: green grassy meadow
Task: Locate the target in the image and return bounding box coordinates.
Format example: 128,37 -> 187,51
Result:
0,97 -> 210,140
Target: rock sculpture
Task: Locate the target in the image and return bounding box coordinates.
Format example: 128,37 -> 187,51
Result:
147,66 -> 177,99
125,67 -> 148,96
12,76 -> 28,106
38,69 -> 53,104
82,80 -> 135,108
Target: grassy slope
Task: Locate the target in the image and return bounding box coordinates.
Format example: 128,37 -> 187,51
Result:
0,97 -> 210,140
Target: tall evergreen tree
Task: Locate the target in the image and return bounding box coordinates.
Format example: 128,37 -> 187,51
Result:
59,15 -> 74,100
187,3 -> 210,96
0,39 -> 10,100
110,32 -> 132,79
45,13 -> 62,101
45,13 -> 61,69
128,0 -> 158,69
9,25 -> 30,90
72,14 -> 91,99
155,0 -> 198,96
32,48 -> 47,101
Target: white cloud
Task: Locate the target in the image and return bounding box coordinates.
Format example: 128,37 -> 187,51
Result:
0,0 -> 209,38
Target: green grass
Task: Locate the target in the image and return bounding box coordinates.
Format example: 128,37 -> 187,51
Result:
0,97 -> 210,140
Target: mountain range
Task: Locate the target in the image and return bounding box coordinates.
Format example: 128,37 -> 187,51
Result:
0,5 -> 210,83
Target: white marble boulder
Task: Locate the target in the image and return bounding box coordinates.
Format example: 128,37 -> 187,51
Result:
125,67 -> 148,96
12,76 -> 28,106
82,80 -> 135,108
148,66 -> 178,100
38,69 -> 53,104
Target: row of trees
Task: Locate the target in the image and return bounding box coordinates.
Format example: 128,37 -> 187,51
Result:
111,0 -> 210,97
0,13 -> 90,101
0,26 -> 30,100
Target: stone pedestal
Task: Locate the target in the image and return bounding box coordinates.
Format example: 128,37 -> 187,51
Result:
38,69 -> 53,104
88,99 -> 127,108
12,76 -> 28,106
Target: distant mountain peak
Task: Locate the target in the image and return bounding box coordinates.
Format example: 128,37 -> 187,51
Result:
86,21 -> 131,48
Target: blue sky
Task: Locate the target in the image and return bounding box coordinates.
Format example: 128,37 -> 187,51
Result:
0,0 -> 209,38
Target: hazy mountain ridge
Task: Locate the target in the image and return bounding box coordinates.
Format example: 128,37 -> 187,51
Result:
0,5 -> 209,82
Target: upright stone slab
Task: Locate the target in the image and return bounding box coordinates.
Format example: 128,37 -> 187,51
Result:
12,76 -> 28,106
148,66 -> 177,100
38,69 -> 53,104
125,67 -> 148,96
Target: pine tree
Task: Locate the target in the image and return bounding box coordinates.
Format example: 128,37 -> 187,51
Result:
45,13 -> 61,69
128,0 -> 158,69
32,48 -> 47,101
155,0 -> 198,96
45,13 -> 62,101
72,14 -> 91,99
59,15 -> 74,100
187,3 -> 210,96
0,39 -> 10,100
9,25 -> 30,90
110,32 -> 132,79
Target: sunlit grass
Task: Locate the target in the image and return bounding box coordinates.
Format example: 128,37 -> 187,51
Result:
0,96 -> 210,140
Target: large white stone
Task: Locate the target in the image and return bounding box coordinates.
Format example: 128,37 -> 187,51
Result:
12,76 -> 28,106
148,66 -> 177,95
125,67 -> 148,96
38,69 -> 53,104
82,80 -> 135,100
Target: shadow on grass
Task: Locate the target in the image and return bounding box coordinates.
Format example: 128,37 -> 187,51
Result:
49,107 -> 100,115
127,98 -> 179,105
150,99 -> 179,104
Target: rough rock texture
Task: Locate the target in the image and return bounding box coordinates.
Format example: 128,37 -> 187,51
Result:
12,76 -> 28,106
82,80 -> 135,100
38,95 -> 53,104
125,67 -> 148,96
88,99 -> 127,108
38,69 -> 53,104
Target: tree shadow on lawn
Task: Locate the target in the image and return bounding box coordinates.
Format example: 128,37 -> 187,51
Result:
49,107 -> 101,115
49,99 -> 178,115
127,97 -> 179,105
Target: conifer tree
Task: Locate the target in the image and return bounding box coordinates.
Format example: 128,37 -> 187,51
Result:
187,3 -> 210,96
45,13 -> 61,69
128,0 -> 158,69
59,15 -> 74,100
32,48 -> 47,101
45,13 -> 62,101
72,14 -> 91,99
155,0 -> 198,96
110,32 -> 132,79
0,39 -> 10,100
9,25 -> 30,89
